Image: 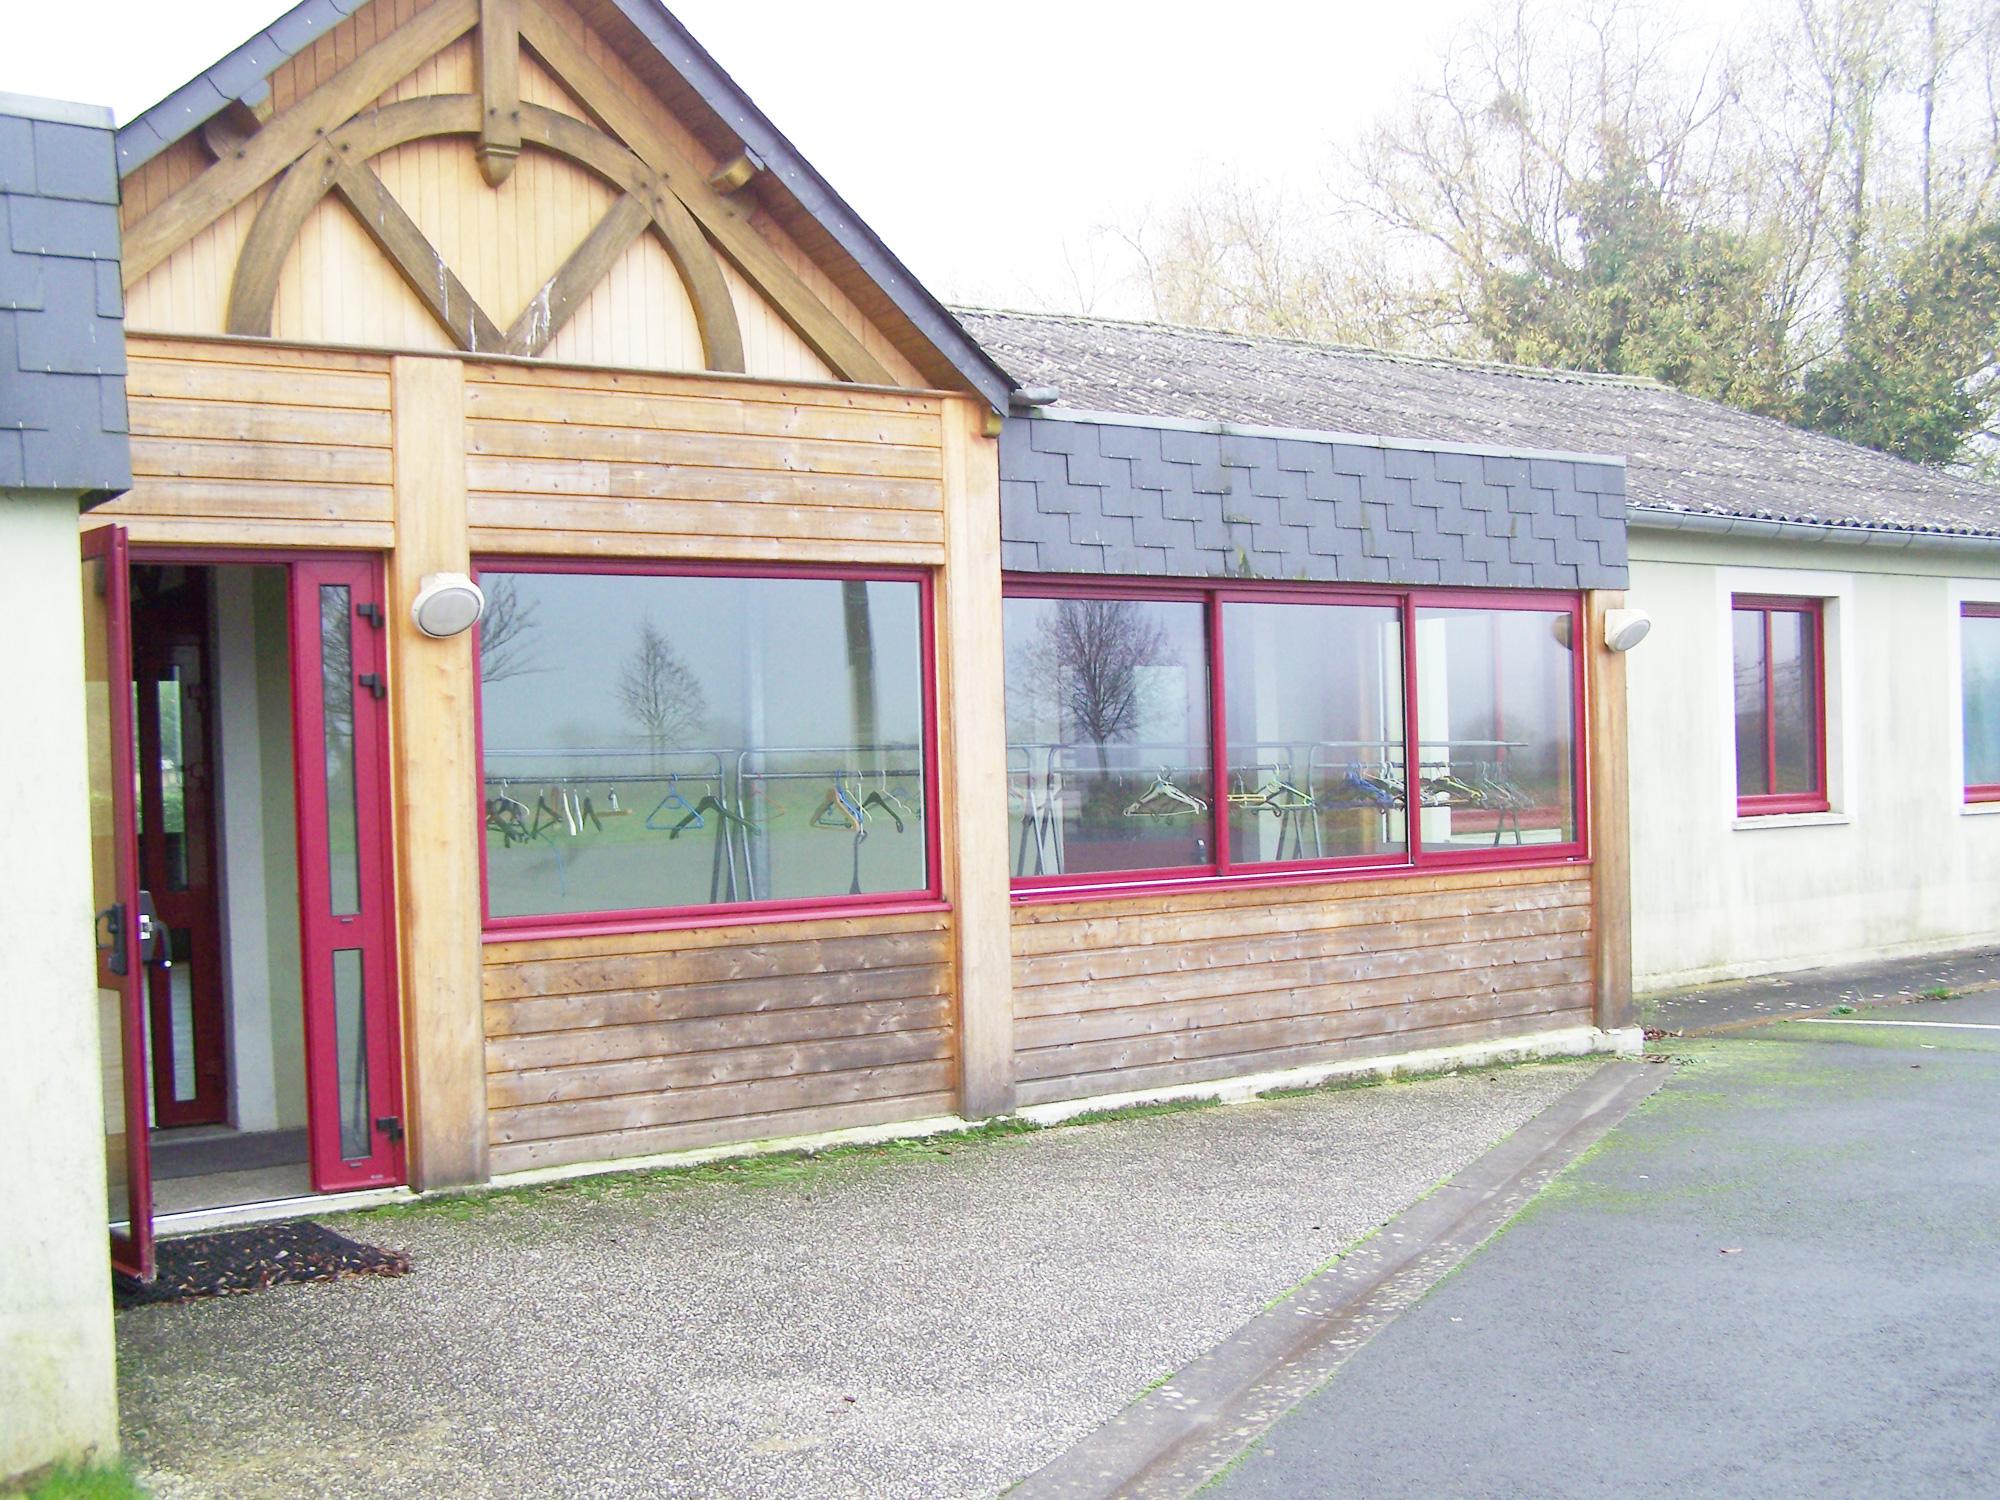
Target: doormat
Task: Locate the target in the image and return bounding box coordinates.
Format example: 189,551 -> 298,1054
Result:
114,1221 -> 411,1308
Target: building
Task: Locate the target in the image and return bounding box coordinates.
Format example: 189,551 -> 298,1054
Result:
1,90 -> 129,1483
961,308 -> 2000,994
0,0 -> 1644,1344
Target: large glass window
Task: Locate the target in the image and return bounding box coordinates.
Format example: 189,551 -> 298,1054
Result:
1003,594 -> 1211,876
1223,600 -> 1406,864
1002,583 -> 1584,889
1732,596 -> 1826,814
1963,604 -> 2000,800
479,568 -> 930,922
1414,606 -> 1578,851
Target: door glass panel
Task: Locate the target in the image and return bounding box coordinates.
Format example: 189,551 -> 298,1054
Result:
157,673 -> 188,887
168,928 -> 196,1103
320,585 -> 361,916
333,949 -> 370,1160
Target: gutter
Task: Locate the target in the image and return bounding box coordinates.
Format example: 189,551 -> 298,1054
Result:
1630,506 -> 2000,555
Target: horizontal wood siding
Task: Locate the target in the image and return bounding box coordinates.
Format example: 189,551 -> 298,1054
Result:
1011,867 -> 1596,1107
463,363 -> 948,564
95,338 -> 396,548
482,911 -> 957,1173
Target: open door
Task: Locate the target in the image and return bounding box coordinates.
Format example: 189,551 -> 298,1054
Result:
292,559 -> 405,1191
82,525 -> 155,1280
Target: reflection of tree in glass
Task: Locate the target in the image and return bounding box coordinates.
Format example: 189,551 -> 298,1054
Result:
618,620 -> 707,764
1027,599 -> 1173,775
478,576 -> 545,684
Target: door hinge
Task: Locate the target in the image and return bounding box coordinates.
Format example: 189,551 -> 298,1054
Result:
376,1115 -> 404,1144
358,672 -> 387,700
356,602 -> 384,629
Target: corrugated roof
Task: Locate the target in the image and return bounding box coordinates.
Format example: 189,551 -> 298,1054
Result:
957,308 -> 2000,540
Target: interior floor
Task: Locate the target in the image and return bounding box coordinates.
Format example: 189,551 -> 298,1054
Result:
148,1126 -> 311,1215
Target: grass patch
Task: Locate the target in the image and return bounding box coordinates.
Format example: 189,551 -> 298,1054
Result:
8,1465 -> 147,1500
1922,985 -> 1956,1002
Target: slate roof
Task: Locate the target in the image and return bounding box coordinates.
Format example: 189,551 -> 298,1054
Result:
115,0 -> 1012,408
0,93 -> 130,500
958,308 -> 2000,541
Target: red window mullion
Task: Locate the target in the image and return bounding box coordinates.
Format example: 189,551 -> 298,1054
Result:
1763,608 -> 1777,798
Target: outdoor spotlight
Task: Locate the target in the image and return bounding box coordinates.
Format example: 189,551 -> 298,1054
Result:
411,572 -> 486,638
1604,608 -> 1653,653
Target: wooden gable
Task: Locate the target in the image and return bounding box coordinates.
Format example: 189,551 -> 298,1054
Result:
118,0 -> 930,388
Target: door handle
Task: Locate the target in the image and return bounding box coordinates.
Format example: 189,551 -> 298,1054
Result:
96,902 -> 128,976
136,890 -> 171,970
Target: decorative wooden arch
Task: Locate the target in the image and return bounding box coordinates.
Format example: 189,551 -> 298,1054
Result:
226,95 -> 745,367
123,0 -> 899,385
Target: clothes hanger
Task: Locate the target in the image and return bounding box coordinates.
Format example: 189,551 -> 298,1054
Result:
646,773 -> 704,832
1123,767 -> 1208,818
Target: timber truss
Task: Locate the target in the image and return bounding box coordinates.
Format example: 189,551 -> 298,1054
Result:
120,0 -> 895,383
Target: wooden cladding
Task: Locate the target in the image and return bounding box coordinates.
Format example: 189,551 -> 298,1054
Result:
1010,867 -> 1597,1107
106,338 -> 397,548
462,363 -> 949,564
96,338 -> 948,567
481,912 -> 958,1173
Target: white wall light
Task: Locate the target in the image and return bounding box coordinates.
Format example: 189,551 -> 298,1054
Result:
411,572 -> 486,638
1604,607 -> 1653,653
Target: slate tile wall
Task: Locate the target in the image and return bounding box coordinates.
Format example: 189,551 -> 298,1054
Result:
0,99 -> 130,499
999,416 -> 1628,590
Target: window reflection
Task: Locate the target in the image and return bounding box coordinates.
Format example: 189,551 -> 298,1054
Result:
1412,608 -> 1577,851
1222,601 -> 1406,864
479,571 -> 928,918
1004,596 -> 1211,876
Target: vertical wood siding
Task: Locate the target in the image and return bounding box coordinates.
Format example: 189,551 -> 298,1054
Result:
1010,867 -> 1597,1106
481,913 -> 958,1173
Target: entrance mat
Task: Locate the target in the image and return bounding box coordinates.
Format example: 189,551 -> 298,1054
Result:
115,1221 -> 411,1308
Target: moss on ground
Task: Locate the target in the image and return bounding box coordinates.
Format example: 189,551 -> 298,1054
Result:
6,1466 -> 147,1500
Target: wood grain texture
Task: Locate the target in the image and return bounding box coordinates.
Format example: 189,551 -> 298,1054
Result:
483,913 -> 958,1172
1011,869 -> 1597,1105
939,398 -> 1015,1117
96,341 -> 395,545
475,0 -> 523,186
461,364 -> 947,562
388,355 -> 490,1189
1586,591 -> 1634,1030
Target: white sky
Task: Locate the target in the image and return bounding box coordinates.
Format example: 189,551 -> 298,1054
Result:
0,0 -> 1767,315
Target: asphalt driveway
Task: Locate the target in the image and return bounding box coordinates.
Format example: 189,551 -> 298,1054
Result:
116,1060 -> 1594,1500
1208,994 -> 2000,1499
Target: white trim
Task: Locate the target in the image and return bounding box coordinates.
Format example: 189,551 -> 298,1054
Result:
145,1184 -> 418,1238
1947,578 -> 2000,813
1714,566 -> 1859,825
1028,406 -> 1628,469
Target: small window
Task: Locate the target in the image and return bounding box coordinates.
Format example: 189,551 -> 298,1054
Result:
1963,603 -> 2000,802
1732,595 -> 1827,815
1414,605 -> 1579,850
477,566 -> 933,926
1003,593 -> 1212,877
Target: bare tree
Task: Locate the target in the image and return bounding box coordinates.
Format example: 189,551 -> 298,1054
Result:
1024,599 -> 1173,775
477,575 -> 544,685
617,620 -> 707,763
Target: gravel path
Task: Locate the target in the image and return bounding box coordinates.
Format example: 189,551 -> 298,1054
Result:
119,1061 -> 1594,1500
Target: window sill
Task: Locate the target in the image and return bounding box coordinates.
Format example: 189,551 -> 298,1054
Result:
1010,852 -> 1591,905
1960,799 -> 2000,816
482,896 -> 951,944
1730,811 -> 1850,831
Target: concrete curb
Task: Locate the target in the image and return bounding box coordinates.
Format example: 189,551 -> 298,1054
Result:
1007,1059 -> 1672,1500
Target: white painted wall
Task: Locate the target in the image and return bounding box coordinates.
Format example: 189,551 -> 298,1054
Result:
0,494 -> 119,1479
1627,528 -> 2000,991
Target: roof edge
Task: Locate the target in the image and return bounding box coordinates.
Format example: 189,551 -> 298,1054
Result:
0,92 -> 115,129
605,0 -> 1014,411
1630,506 -> 2000,552
1026,404 -> 1628,470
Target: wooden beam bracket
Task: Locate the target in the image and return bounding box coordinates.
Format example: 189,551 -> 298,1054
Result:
475,0 -> 523,188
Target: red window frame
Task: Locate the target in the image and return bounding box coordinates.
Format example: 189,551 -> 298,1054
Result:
1002,574 -> 1590,901
472,557 -> 945,941
1732,594 -> 1829,817
1964,602 -> 2000,804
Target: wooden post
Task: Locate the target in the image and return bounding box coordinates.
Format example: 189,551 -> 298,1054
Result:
1586,590 -> 1634,1032
475,0 -> 522,188
388,356 -> 489,1188
940,397 -> 1016,1118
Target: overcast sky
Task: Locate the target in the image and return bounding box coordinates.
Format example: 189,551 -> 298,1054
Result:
1,0 -> 1763,315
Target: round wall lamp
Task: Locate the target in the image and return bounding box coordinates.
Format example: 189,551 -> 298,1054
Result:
411,572 -> 486,639
1604,607 -> 1653,653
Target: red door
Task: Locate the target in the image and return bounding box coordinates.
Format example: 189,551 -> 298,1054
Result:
291,559 -> 405,1191
132,566 -> 228,1126
82,526 -> 155,1280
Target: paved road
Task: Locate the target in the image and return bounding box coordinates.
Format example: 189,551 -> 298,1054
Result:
1210,993 -> 2000,1499
1640,945 -> 2000,1035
